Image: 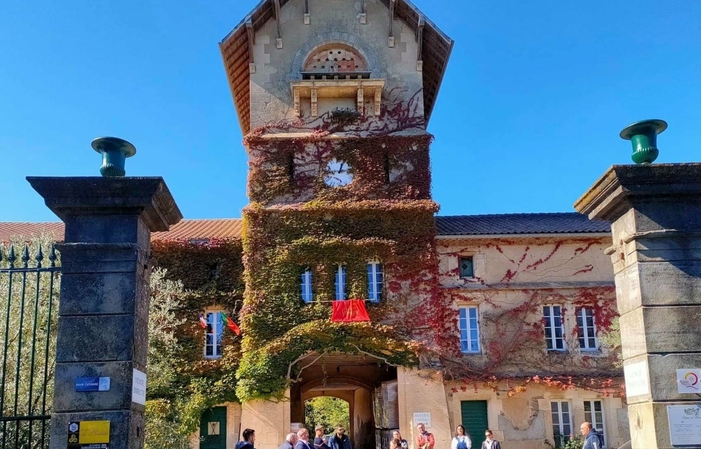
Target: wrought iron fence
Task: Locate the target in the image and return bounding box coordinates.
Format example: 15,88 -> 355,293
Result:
0,243 -> 60,449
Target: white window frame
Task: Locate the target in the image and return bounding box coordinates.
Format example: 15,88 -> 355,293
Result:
544,305 -> 566,351
367,261 -> 383,302
335,265 -> 347,300
204,310 -> 224,359
576,307 -> 598,350
301,268 -> 313,303
550,401 -> 572,449
583,400 -> 606,447
458,306 -> 481,353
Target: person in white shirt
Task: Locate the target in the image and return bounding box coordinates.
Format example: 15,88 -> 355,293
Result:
451,425 -> 471,449
480,430 -> 501,449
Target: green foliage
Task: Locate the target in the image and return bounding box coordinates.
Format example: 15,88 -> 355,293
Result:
305,397 -> 350,434
238,194 -> 442,400
144,239 -> 246,445
236,321 -> 420,400
144,399 -> 190,449
563,435 -> 584,449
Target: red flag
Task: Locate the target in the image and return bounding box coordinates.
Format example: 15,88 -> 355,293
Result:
220,311 -> 241,336
331,299 -> 370,323
199,313 -> 208,329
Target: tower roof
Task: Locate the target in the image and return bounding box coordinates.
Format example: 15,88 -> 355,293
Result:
219,0 -> 454,135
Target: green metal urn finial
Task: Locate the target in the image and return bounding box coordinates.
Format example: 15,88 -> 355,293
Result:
619,119 -> 667,165
91,137 -> 137,177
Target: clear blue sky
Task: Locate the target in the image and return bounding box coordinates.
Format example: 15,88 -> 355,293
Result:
1,1 -> 700,222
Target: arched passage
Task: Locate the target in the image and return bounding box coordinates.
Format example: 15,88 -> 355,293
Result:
290,354 -> 398,449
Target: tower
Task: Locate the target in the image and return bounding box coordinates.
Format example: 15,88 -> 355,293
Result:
219,1 -> 452,448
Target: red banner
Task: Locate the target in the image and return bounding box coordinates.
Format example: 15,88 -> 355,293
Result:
331,300 -> 371,323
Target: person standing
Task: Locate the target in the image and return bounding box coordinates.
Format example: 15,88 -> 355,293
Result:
392,430 -> 409,449
328,425 -> 352,449
480,430 -> 501,449
279,433 -> 299,449
314,425 -> 330,449
416,423 -> 435,449
580,422 -> 603,449
296,428 -> 312,449
237,429 -> 256,449
451,425 -> 471,449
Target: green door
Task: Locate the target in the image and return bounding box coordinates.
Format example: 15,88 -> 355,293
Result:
460,400 -> 488,444
200,406 -> 227,449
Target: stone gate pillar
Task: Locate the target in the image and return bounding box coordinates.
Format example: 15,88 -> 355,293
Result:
575,163 -> 701,449
28,176 -> 182,449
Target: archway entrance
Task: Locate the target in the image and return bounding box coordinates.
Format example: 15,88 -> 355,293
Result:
290,354 -> 399,449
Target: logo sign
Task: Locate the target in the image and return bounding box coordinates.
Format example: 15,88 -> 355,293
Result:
67,420 -> 110,449
624,360 -> 650,398
132,369 -> 147,405
413,412 -> 431,428
75,377 -> 111,392
677,369 -> 701,394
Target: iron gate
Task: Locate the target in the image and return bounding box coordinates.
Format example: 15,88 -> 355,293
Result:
0,243 -> 60,449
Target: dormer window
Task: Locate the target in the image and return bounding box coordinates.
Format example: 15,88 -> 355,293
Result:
292,42 -> 384,118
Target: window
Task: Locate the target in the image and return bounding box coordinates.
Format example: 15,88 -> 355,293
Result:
367,262 -> 383,302
583,400 -> 606,447
459,257 -> 474,278
551,401 -> 572,449
335,265 -> 347,300
577,308 -> 598,350
544,305 -> 565,351
205,311 -> 224,359
301,269 -> 313,303
458,307 -> 480,353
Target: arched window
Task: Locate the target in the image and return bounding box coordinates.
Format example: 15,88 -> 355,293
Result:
367,262 -> 383,302
303,43 -> 368,75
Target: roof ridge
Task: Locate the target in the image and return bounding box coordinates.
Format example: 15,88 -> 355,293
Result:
436,212 -> 585,219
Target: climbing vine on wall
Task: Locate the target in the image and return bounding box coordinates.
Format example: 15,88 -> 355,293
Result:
148,239 -> 245,434
237,90 -> 450,400
438,238 -> 624,397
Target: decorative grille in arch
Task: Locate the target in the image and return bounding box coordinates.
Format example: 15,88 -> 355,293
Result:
304,43 -> 368,73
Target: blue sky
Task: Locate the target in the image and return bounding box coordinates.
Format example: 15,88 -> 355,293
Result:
1,1 -> 700,222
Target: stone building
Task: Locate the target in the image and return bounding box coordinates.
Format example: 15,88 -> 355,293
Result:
0,1 -> 631,449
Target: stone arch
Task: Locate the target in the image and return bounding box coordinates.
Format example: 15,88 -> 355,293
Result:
290,32 -> 380,81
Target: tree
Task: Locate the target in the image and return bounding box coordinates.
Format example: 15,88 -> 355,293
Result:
305,397 -> 350,435
144,267 -> 190,449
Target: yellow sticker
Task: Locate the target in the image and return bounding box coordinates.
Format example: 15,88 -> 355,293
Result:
79,420 -> 110,444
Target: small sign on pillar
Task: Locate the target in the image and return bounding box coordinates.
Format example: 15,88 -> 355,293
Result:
413,412 -> 431,428
67,420 -> 110,448
677,369 -> 701,393
132,369 -> 147,405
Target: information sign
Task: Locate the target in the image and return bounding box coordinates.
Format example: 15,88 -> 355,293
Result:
668,405 -> 701,446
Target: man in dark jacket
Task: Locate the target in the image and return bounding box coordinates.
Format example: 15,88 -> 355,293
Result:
580,422 -> 603,449
296,428 -> 312,449
328,425 -> 352,449
237,428 -> 256,449
279,433 -> 298,449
